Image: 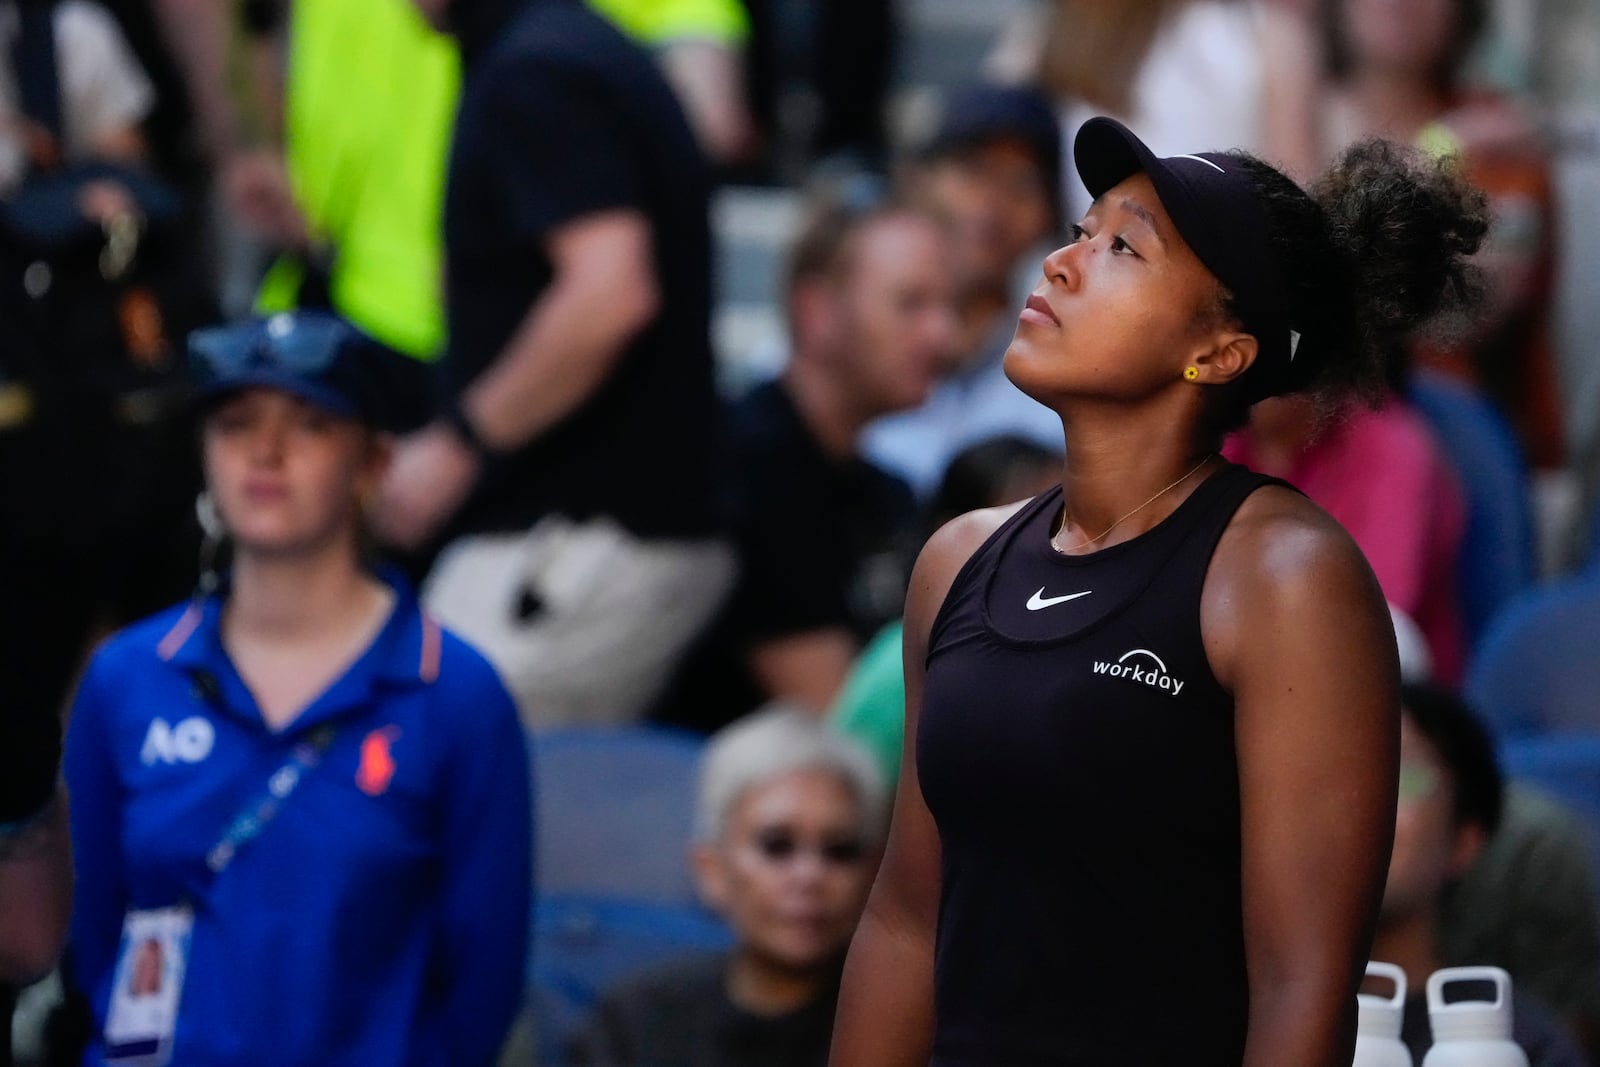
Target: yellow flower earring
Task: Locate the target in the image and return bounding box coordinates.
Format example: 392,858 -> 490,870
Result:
1183,366 -> 1200,382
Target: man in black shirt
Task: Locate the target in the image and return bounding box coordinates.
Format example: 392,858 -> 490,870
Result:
655,190 -> 956,733
380,0 -> 733,728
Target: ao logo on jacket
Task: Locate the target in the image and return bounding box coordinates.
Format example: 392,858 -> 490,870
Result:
141,716 -> 215,765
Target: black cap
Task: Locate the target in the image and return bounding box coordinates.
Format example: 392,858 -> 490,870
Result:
926,84 -> 1062,213
1074,116 -> 1303,403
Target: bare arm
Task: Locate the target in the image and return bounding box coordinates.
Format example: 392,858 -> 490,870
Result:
373,210 -> 662,549
461,210 -> 660,451
657,40 -> 757,165
150,0 -> 249,162
0,792 -> 73,987
1205,489 -> 1400,1067
749,629 -> 859,715
831,507 -> 1015,1066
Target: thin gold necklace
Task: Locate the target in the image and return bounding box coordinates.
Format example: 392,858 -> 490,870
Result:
1053,453 -> 1216,554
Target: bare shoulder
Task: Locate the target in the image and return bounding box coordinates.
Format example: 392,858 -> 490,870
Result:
905,498 -> 1037,646
1202,484 -> 1391,690
1211,484 -> 1372,589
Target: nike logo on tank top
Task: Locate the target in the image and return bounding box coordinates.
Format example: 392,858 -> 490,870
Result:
916,461 -> 1289,1066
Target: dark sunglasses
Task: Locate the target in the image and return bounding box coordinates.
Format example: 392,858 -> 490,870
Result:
753,829 -> 867,866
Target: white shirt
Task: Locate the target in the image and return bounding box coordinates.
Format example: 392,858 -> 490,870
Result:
0,0 -> 155,195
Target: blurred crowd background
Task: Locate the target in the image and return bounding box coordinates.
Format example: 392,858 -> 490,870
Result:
8,0 -> 1600,1063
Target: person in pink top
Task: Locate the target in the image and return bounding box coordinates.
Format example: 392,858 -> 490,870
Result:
1224,392 -> 1467,682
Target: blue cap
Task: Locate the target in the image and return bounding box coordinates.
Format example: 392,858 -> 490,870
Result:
188,312 -> 382,422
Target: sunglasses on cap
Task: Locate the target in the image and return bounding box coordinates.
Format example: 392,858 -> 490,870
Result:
188,312 -> 376,421
752,828 -> 867,867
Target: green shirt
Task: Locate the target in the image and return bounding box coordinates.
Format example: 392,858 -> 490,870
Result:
831,620 -> 906,792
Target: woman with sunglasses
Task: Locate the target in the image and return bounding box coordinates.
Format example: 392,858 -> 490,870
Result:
62,312 -> 532,1066
570,706 -> 886,1066
830,119 -> 1488,1066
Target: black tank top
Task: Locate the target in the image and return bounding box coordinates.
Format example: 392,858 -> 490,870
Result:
917,461 -> 1285,1066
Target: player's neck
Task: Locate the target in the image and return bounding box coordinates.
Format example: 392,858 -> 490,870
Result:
1054,405 -> 1214,549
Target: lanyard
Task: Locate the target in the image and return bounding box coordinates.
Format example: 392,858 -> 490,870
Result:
204,724 -> 336,876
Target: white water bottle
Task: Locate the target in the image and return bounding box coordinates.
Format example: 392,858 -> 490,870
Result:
1421,966 -> 1529,1067
1353,961 -> 1413,1067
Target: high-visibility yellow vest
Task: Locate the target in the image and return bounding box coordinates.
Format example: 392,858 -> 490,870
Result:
587,0 -> 748,43
255,0 -> 458,361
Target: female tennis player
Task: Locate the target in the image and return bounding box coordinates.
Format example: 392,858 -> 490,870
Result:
830,117 -> 1487,1066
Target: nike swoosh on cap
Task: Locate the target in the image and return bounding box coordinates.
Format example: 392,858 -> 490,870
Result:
1026,587 -> 1092,611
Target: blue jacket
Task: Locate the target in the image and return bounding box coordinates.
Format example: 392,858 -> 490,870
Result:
65,578 -> 532,1065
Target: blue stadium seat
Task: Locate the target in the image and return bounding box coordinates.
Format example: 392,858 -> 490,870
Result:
1466,571 -> 1600,739
1407,370 -> 1537,658
528,727 -> 732,1062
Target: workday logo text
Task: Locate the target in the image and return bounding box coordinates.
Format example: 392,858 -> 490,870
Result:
1091,648 -> 1186,697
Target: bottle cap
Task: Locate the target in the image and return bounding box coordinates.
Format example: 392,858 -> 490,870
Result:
1357,961 -> 1407,1039
1427,966 -> 1515,1042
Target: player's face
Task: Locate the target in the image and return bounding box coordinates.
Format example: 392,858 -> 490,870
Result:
830,214 -> 959,411
922,139 -> 1056,298
696,769 -> 876,973
1004,172 -> 1227,408
203,389 -> 383,559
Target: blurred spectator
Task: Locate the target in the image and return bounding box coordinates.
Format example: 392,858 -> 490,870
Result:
378,0 -> 733,730
833,435 -> 1060,790
863,84 -> 1063,498
63,313 -> 531,1065
567,705 -> 886,1066
240,0 -> 747,433
1,728 -> 70,1043
1270,0 -> 1566,469
221,0 -> 458,443
1392,618 -> 1600,1060
653,188 -> 955,732
0,0 -> 152,192
1375,683 -> 1589,1066
737,0 -> 894,181
1223,390 -> 1469,684
2,0 -> 207,730
988,0 -> 1266,219
590,0 -> 757,167
0,640 -> 69,992
1442,782 -> 1600,1061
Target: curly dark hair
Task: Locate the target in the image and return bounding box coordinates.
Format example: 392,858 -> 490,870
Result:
1205,140 -> 1488,432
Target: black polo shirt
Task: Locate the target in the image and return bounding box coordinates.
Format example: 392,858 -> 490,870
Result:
652,380 -> 919,733
442,0 -> 720,539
